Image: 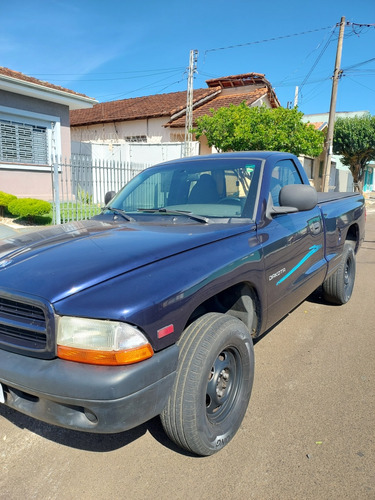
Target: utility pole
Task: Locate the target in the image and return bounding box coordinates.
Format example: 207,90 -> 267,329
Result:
321,16 -> 346,192
294,86 -> 299,108
184,49 -> 198,157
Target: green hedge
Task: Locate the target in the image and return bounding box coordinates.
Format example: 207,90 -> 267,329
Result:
0,191 -> 17,216
8,198 -> 52,222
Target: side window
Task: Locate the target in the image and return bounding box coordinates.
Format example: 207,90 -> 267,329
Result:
270,160 -> 302,206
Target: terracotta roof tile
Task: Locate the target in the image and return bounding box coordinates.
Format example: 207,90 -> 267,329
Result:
204,73 -> 280,107
0,66 -> 93,99
309,121 -> 327,131
205,72 -> 267,88
70,88 -> 219,126
167,88 -> 269,128
69,72 -> 280,127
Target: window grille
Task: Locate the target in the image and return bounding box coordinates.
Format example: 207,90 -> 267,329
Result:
123,135 -> 147,143
0,119 -> 48,165
170,133 -> 185,142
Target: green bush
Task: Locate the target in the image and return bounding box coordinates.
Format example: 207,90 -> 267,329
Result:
8,198 -> 52,222
0,191 -> 17,216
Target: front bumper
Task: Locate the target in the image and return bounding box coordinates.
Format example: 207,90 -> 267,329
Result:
0,344 -> 179,433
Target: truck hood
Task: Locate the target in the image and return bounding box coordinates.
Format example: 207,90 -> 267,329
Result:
0,219 -> 252,303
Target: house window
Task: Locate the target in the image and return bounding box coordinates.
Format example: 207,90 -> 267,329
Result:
0,119 -> 48,165
170,132 -> 185,142
123,135 -> 147,143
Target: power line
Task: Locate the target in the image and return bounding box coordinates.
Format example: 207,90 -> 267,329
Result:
344,75 -> 375,94
202,21 -> 373,57
28,67 -> 186,77
348,22 -> 375,28
276,75 -> 331,88
298,79 -> 331,105
276,28 -> 335,89
30,20 -> 373,105
156,77 -> 187,94
298,27 -> 336,93
296,22 -> 375,105
203,25 -> 335,56
32,69 -> 186,84
95,70 -> 186,101
342,57 -> 375,71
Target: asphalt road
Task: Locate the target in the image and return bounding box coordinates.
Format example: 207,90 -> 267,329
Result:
1,213 -> 374,500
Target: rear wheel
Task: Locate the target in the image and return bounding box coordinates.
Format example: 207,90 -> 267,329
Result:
160,312 -> 254,456
323,242 -> 356,304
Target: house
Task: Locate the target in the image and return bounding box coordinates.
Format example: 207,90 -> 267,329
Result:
302,111 -> 372,193
0,67 -> 97,199
70,73 -> 280,162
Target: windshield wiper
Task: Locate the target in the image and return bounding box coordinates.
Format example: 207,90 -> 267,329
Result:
137,208 -> 209,224
105,206 -> 135,222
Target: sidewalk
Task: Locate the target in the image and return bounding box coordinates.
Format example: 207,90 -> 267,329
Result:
0,224 -> 20,239
0,220 -> 41,240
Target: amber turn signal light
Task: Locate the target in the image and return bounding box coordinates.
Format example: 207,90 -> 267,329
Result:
57,343 -> 154,366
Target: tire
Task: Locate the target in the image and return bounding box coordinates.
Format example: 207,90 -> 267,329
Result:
160,312 -> 254,456
323,242 -> 356,305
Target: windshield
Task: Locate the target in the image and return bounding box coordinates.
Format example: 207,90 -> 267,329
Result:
107,157 -> 262,221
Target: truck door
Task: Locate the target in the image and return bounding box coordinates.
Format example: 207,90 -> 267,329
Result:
259,159 -> 326,330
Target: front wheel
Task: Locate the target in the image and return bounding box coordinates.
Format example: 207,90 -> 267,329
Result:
160,313 -> 254,456
323,242 -> 356,304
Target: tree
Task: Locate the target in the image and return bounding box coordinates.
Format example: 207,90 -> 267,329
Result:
333,114 -> 375,192
194,103 -> 324,157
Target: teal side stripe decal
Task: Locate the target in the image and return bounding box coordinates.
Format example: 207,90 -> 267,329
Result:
276,244 -> 322,286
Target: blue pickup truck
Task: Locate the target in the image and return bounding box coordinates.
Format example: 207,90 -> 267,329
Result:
0,152 -> 365,456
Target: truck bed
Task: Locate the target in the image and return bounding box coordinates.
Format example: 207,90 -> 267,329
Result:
317,191 -> 358,203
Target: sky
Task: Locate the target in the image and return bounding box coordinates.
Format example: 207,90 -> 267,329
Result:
1,0 -> 375,116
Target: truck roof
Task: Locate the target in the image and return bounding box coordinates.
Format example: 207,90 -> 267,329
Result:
156,151 -> 297,167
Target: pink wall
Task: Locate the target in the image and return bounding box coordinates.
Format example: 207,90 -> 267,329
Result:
1,169 -> 53,200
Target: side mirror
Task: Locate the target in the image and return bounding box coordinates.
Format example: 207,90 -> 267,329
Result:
271,184 -> 317,215
280,184 -> 317,211
105,191 -> 116,205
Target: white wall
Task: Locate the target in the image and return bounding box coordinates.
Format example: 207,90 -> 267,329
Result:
71,141 -> 199,165
71,116 -> 173,144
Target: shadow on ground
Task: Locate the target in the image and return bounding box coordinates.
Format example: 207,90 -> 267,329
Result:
0,404 -> 196,456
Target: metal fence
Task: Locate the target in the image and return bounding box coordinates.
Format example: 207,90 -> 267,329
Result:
51,156 -> 148,224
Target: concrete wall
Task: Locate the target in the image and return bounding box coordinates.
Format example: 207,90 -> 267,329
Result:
71,141 -> 199,164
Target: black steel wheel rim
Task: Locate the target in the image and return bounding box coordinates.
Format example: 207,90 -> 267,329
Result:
206,347 -> 242,423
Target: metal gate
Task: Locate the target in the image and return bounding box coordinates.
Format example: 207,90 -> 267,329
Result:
51,156 -> 148,224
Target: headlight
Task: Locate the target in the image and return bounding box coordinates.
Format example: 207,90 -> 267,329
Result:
56,316 -> 153,366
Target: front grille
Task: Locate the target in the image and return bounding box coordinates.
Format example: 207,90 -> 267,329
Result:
0,323 -> 46,349
0,297 -> 46,324
0,292 -> 55,358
